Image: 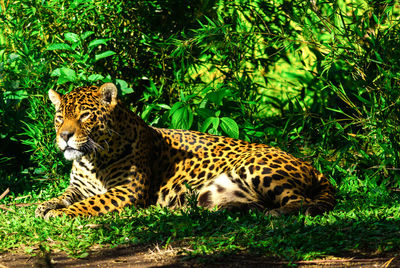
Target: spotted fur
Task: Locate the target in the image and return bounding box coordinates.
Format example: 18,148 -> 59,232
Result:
35,83 -> 335,219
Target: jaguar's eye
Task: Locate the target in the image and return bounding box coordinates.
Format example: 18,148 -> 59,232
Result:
79,112 -> 91,122
55,115 -> 63,124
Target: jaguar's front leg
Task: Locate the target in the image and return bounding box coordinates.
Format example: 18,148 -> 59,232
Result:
35,187 -> 84,219
41,184 -> 146,219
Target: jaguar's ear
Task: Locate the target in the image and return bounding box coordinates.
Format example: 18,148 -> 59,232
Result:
48,89 -> 62,110
99,83 -> 118,107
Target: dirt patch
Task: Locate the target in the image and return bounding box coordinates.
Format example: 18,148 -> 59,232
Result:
0,245 -> 398,267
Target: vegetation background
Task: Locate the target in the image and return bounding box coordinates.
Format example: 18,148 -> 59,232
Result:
1,0 -> 400,264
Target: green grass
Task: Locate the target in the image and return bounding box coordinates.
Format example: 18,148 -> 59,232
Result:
1,185 -> 399,262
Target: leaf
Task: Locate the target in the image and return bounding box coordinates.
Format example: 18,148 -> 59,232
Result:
46,43 -> 72,51
181,93 -> 197,102
81,31 -> 94,40
60,67 -> 77,81
116,79 -> 134,95
353,93 -> 371,105
200,116 -> 219,133
88,39 -> 109,49
140,105 -> 153,121
171,106 -> 193,129
156,104 -> 171,110
78,71 -> 87,81
169,102 -> 183,116
50,68 -> 61,77
121,87 -> 134,95
77,252 -> 89,259
205,90 -> 229,105
196,108 -> 214,119
3,89 -> 28,101
220,117 -> 239,138
88,74 -> 104,82
95,51 -> 116,61
116,78 -> 128,88
147,79 -> 159,97
55,67 -> 77,85
64,32 -> 80,43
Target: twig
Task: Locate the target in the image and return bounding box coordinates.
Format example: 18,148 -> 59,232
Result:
15,194 -> 32,201
368,166 -> 400,171
294,257 -> 396,264
0,188 -> 10,200
0,202 -> 40,211
383,257 -> 396,268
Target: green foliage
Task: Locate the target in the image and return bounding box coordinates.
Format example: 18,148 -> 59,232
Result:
164,0 -> 400,190
0,0 -> 215,186
47,31 -> 116,85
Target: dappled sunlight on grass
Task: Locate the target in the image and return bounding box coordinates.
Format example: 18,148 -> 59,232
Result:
1,192 -> 399,261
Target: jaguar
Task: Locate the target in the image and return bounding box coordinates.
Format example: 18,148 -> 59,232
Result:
35,83 -> 335,219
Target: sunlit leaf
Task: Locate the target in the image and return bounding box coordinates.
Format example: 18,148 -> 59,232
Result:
171,106 -> 193,129
64,32 -> 80,43
46,43 -> 71,51
220,117 -> 239,138
94,51 -> 116,61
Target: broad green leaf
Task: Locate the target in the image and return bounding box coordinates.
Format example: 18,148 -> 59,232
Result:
71,42 -> 80,50
156,104 -> 171,110
171,107 -> 186,128
60,67 -> 77,81
116,79 -> 127,88
121,88 -> 134,95
81,31 -> 94,40
50,68 -> 61,77
95,51 -> 116,61
205,90 -> 229,105
56,67 -> 77,85
171,106 -> 193,129
64,32 -> 80,43
88,74 -> 104,82
46,43 -> 71,51
169,102 -> 183,116
77,252 -> 89,259
141,105 -> 153,121
116,78 -> 134,95
77,71 -> 87,81
372,14 -> 379,24
200,116 -> 219,133
196,108 -> 214,119
220,117 -> 239,138
88,39 -> 108,49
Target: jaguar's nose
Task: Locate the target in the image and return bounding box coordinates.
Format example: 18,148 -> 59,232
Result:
60,130 -> 74,142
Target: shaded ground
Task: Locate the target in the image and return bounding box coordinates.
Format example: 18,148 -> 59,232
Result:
1,245 -> 399,268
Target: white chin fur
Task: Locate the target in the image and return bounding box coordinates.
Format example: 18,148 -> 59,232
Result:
64,149 -> 84,161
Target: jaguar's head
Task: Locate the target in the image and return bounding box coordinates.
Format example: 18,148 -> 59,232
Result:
49,83 -> 118,161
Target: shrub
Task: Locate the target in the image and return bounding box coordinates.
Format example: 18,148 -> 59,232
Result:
0,0 -> 399,197
167,0 -> 400,189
